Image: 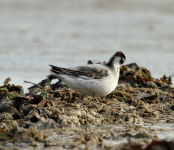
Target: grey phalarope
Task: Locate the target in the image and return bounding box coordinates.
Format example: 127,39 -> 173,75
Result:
49,51 -> 126,102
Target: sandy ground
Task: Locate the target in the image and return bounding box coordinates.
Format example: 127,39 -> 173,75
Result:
0,63 -> 174,149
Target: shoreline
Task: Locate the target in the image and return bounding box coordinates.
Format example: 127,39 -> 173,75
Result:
0,63 -> 174,149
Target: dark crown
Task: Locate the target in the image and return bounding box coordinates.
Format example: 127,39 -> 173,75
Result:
106,51 -> 126,66
115,51 -> 126,60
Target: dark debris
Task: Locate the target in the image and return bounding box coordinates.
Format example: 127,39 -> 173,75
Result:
0,63 -> 174,149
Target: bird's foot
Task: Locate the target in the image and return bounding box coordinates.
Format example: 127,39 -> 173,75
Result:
94,96 -> 99,102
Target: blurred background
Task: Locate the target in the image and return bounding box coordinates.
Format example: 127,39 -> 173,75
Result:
0,0 -> 174,89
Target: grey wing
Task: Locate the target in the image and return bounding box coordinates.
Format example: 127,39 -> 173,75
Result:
73,64 -> 108,79
50,64 -> 108,79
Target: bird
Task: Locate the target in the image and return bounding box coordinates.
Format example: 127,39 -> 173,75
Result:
49,51 -> 126,102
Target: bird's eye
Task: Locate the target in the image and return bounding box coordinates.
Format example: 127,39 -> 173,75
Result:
120,58 -> 124,64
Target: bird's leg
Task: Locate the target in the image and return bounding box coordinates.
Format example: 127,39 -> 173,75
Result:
93,92 -> 99,102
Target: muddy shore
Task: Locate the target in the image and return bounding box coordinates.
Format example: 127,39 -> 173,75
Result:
0,63 -> 174,150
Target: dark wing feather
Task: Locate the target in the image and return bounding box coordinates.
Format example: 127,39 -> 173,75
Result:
74,65 -> 108,79
49,65 -> 108,79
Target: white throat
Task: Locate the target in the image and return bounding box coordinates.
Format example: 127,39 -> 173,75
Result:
112,57 -> 121,69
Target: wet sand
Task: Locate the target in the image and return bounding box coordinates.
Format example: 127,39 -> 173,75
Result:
0,63 -> 174,149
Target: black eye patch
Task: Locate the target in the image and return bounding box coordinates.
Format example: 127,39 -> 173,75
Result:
120,58 -> 124,64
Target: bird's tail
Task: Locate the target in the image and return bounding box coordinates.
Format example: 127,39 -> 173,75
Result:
49,65 -> 66,75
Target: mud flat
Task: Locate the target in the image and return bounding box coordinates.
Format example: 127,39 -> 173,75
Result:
0,63 -> 174,150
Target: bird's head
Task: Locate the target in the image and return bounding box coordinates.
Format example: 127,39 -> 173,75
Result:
106,51 -> 126,68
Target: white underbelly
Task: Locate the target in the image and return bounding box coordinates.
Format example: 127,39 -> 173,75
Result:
66,77 -> 117,97
54,73 -> 119,97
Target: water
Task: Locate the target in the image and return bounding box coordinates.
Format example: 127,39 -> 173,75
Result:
46,123 -> 174,147
0,0 -> 174,90
104,123 -> 174,146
